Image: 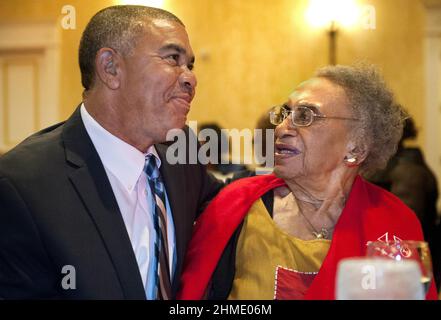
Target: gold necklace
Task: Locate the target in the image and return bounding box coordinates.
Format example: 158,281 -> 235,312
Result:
275,190 -> 336,239
298,209 -> 333,239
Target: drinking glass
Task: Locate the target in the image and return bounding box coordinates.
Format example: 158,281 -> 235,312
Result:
366,240 -> 433,294
336,257 -> 424,300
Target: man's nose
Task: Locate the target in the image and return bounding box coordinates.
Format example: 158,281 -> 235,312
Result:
179,67 -> 197,92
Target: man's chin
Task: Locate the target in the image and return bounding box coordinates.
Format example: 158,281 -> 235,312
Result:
171,119 -> 187,130
159,121 -> 186,139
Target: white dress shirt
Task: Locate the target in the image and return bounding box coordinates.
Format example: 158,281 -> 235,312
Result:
80,104 -> 176,299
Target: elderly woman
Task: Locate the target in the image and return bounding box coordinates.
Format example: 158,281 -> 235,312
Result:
177,64 -> 438,300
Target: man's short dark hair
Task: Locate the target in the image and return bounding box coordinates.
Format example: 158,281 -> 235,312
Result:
79,5 -> 184,90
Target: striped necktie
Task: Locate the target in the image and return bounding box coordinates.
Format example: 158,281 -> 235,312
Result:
144,154 -> 172,300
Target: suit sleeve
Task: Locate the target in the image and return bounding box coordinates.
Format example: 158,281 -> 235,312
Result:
183,125 -> 225,216
0,177 -> 57,299
196,165 -> 224,216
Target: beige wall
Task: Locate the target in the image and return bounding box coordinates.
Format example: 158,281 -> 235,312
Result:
0,0 -> 429,148
0,0 -> 117,120
174,0 -> 427,148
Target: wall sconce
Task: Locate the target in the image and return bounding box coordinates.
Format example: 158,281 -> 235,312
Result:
306,0 -> 360,65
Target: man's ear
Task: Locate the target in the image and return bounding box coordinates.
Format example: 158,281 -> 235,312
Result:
94,48 -> 121,90
344,141 -> 368,167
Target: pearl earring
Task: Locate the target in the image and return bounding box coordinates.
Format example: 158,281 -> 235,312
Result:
344,156 -> 357,164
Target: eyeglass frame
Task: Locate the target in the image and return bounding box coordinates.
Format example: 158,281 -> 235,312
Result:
269,104 -> 360,127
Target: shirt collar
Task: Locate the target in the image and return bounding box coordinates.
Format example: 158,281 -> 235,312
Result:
80,103 -> 161,193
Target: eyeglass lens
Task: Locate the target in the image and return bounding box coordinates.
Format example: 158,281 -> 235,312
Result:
270,106 -> 314,126
294,107 -> 313,126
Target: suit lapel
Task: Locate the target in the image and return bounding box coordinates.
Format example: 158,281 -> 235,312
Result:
62,107 -> 146,299
155,143 -> 188,294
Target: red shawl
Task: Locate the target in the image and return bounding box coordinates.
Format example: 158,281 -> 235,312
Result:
177,174 -> 438,300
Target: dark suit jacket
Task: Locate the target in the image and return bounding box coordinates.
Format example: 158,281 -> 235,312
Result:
0,107 -> 223,299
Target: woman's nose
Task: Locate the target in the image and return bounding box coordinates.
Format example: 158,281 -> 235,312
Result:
275,117 -> 298,138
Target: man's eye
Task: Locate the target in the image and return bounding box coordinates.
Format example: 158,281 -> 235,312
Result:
165,54 -> 180,64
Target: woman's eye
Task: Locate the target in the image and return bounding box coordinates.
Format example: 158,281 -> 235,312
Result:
298,109 -> 309,120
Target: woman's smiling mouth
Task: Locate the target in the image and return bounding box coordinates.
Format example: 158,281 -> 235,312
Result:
275,143 -> 301,158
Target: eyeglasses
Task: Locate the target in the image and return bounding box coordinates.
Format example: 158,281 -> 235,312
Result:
269,104 -> 360,127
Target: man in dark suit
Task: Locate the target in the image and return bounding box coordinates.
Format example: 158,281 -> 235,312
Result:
0,5 -> 222,299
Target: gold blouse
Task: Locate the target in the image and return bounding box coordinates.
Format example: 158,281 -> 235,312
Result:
228,199 -> 331,300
